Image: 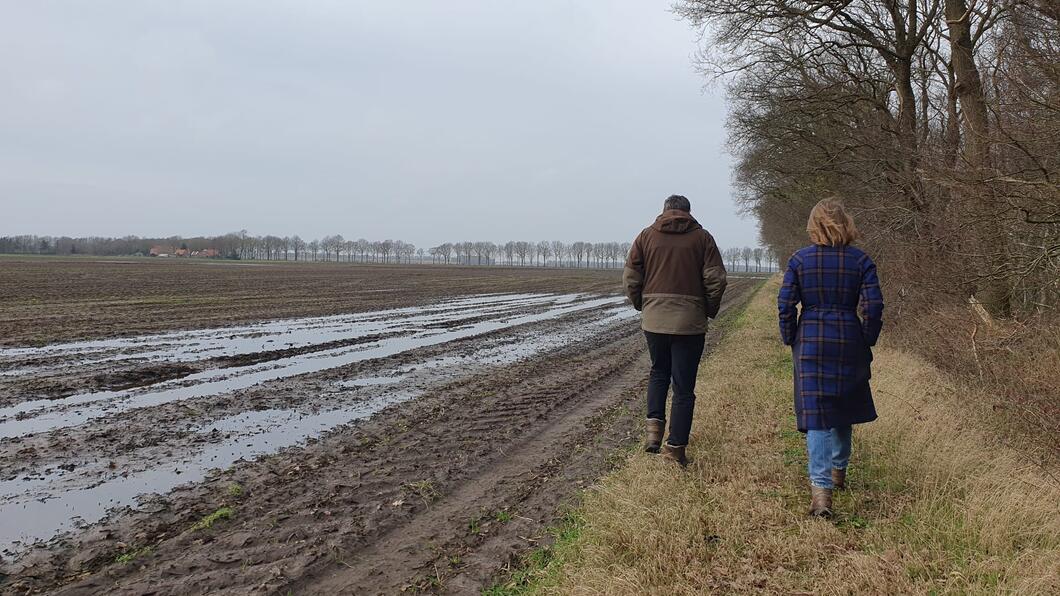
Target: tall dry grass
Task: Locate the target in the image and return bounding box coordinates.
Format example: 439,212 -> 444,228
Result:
885,296 -> 1060,467
505,278 -> 1059,595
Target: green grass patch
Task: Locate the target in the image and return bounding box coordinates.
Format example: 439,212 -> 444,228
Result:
190,506 -> 234,532
114,546 -> 153,564
483,511 -> 586,596
468,515 -> 483,536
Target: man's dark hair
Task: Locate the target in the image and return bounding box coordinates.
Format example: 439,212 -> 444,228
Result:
664,195 -> 691,212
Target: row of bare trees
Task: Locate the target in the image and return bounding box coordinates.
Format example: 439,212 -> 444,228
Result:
722,246 -> 781,273
675,1 -> 1059,436
676,0 -> 1058,317
428,241 -> 633,268
1,232 -> 779,272
0,233 -> 424,264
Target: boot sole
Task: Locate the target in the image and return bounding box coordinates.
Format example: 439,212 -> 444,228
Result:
644,445 -> 661,454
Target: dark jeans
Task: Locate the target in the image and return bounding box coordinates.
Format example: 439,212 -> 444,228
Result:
644,331 -> 706,447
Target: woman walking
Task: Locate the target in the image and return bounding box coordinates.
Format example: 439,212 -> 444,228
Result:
778,199 -> 884,517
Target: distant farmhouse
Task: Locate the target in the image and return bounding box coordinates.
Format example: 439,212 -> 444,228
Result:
149,246 -> 220,258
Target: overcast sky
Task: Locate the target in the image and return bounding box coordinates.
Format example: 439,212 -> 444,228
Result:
0,1 -> 757,249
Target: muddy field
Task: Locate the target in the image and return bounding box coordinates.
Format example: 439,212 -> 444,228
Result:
0,257 -> 623,347
0,257 -> 756,594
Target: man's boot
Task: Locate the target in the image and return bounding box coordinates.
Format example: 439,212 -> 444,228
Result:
808,487 -> 833,517
832,468 -> 847,490
661,443 -> 688,467
645,419 -> 664,453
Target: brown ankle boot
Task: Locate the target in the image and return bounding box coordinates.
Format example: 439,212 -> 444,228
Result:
832,468 -> 847,490
808,487 -> 833,517
661,443 -> 688,467
644,419 -> 664,454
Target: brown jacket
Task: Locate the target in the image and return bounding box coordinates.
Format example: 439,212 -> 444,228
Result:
623,210 -> 727,334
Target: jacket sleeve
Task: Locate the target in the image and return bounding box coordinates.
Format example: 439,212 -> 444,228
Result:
622,233 -> 645,311
701,233 -> 727,319
858,254 -> 884,346
778,255 -> 801,346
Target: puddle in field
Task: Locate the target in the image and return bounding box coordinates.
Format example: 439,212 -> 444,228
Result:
0,404 -> 396,555
336,376 -> 403,388
0,293 -> 572,375
0,294 -> 622,438
0,295 -> 638,555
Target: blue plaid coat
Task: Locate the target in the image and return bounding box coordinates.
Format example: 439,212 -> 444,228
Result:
778,244 -> 884,431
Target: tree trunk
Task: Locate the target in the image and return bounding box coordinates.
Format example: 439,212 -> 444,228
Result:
943,62 -> 961,170
944,0 -> 991,168
891,56 -> 927,210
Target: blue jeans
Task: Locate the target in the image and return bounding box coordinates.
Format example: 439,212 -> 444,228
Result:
806,426 -> 852,489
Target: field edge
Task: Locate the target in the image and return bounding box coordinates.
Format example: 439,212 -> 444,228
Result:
488,277 -> 1060,595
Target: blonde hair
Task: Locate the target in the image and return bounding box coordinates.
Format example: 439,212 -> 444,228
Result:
806,199 -> 858,246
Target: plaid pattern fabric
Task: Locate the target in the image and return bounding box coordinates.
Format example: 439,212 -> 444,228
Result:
778,245 -> 884,431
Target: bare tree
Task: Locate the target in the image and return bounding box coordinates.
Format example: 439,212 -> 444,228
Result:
739,247 -> 751,272
536,241 -> 551,267
943,0 -> 996,167
483,242 -> 497,265
676,0 -> 944,209
436,243 -> 454,265
550,241 -> 566,267
503,241 -> 516,266
292,235 -> 304,262
513,241 -> 530,266
333,235 -> 346,262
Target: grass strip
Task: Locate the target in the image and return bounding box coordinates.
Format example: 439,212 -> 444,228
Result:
489,277 -> 1059,595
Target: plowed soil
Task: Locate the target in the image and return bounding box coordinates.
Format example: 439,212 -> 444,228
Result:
0,257 -> 622,347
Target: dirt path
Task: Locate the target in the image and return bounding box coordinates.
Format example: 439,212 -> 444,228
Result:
1,279 -> 754,594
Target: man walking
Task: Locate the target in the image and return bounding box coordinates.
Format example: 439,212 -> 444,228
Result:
623,195 -> 727,466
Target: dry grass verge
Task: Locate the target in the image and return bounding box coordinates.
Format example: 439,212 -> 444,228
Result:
491,277 -> 1059,595
887,301 -> 1060,467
